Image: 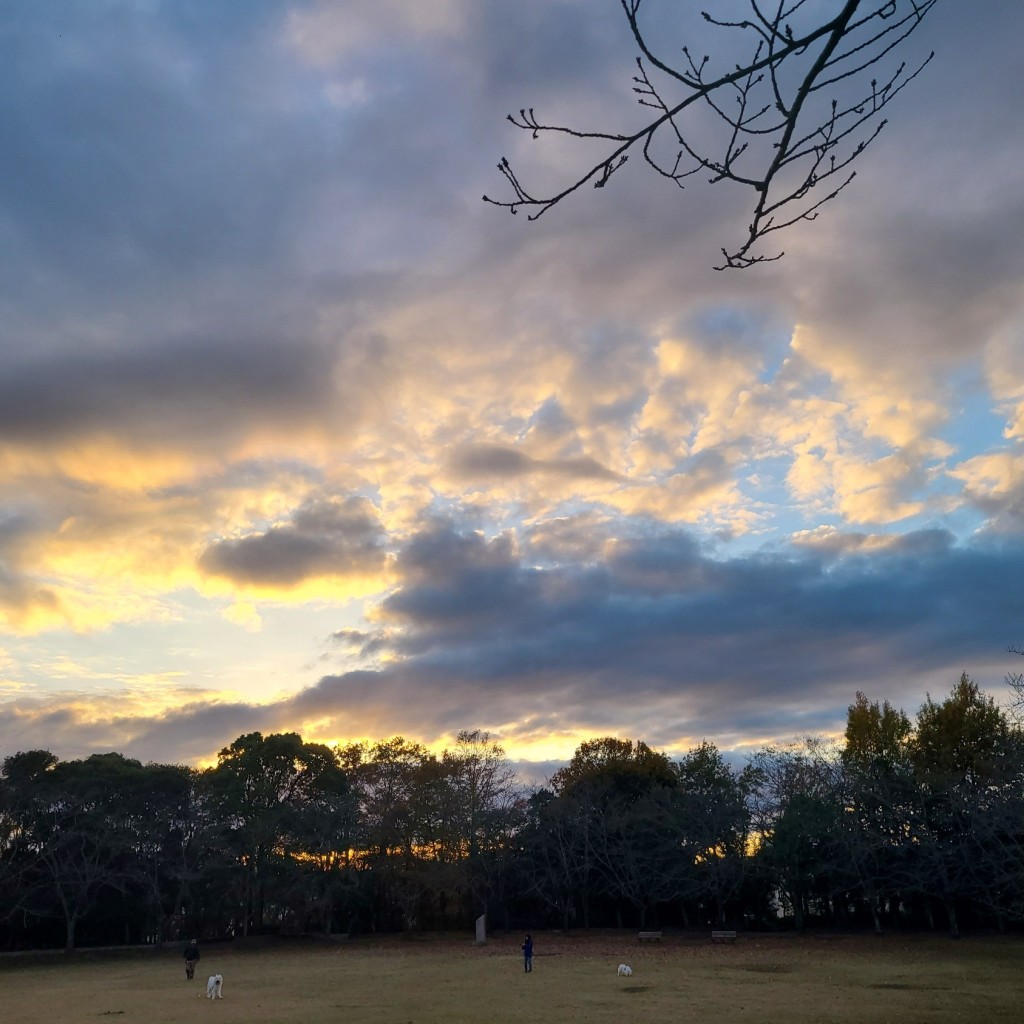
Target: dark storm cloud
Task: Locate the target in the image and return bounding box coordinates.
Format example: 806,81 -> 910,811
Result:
3,522 -> 1020,774
199,496 -> 386,587
0,0 -> 446,394
449,444 -> 618,482
393,523 -> 1017,676
381,525 -> 536,635
0,695 -> 272,767
122,699 -> 274,766
0,336 -> 341,448
286,521 -> 1024,744
0,3 -> 302,305
0,4 -> 413,454
330,628 -> 371,647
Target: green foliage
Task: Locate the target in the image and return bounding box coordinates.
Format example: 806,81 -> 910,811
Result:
0,750 -> 200,950
550,736 -> 676,798
204,731 -> 355,937
843,692 -> 912,771
912,673 -> 1012,785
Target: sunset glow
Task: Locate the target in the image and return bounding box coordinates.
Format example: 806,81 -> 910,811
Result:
0,2 -> 1021,777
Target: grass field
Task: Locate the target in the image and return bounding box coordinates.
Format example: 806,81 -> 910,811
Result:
1,930 -> 1021,1024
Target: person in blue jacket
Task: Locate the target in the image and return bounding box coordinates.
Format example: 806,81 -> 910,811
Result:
522,934 -> 533,973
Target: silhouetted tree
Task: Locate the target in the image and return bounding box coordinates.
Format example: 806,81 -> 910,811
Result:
749,738 -> 844,931
205,732 -> 351,937
908,674 -> 1017,937
838,692 -> 915,934
674,742 -> 756,927
441,730 -> 523,924
340,736 -> 439,932
2,751 -> 140,951
520,787 -> 598,931
550,736 -> 676,798
114,760 -> 199,946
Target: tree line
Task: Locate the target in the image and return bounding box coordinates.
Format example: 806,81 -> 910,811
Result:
2,673 -> 1023,952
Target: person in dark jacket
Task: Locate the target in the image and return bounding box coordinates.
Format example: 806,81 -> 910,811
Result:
184,940 -> 200,980
522,934 -> 533,973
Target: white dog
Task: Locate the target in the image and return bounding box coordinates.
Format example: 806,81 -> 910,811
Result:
617,963 -> 633,977
206,974 -> 223,999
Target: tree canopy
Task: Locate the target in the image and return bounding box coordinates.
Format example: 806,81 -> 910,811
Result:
3,672 -> 1023,949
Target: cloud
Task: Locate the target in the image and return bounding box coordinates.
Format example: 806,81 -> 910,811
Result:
286,0 -> 470,61
257,522 -> 1022,755
951,452 -> 1024,534
0,684 -> 261,766
0,337 -> 342,453
199,496 -> 388,589
448,443 -> 619,483
0,0 -> 1023,775
7,519 -> 1014,770
984,322 -> 1024,441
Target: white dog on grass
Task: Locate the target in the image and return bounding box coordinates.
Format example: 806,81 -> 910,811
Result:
206,974 -> 223,999
617,964 -> 633,977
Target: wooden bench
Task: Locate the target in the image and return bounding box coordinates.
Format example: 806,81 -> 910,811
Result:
711,929 -> 737,943
637,930 -> 663,942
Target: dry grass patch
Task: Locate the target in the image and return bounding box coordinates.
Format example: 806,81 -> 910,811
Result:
0,931 -> 1021,1024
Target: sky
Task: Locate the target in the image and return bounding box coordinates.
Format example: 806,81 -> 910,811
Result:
0,0 -> 1022,781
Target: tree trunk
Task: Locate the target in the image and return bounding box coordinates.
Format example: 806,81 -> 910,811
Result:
242,864 -> 252,938
944,899 -> 960,939
923,899 -> 935,932
793,893 -> 805,934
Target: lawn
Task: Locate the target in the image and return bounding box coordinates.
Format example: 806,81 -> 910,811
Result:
1,930 -> 1021,1024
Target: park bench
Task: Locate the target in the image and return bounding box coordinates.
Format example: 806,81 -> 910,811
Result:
711,929 -> 737,943
637,930 -> 663,942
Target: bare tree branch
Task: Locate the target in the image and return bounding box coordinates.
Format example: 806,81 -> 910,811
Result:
483,0 -> 940,269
